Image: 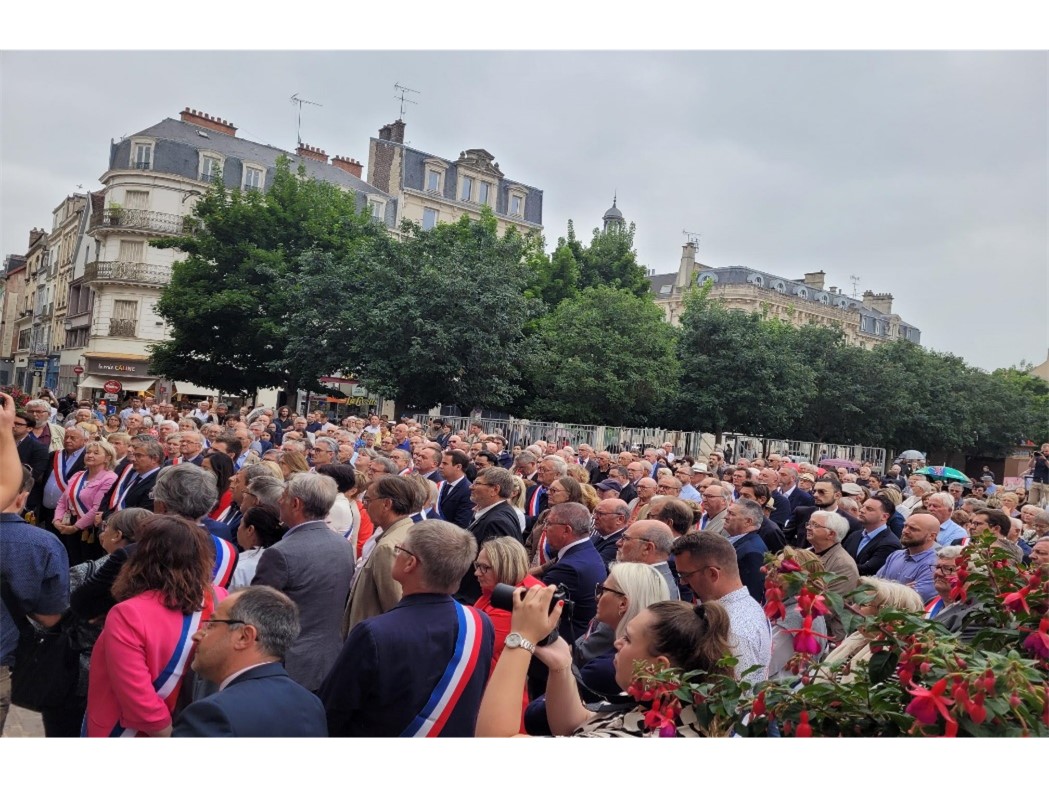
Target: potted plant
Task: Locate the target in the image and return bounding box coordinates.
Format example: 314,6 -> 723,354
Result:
106,203 -> 124,226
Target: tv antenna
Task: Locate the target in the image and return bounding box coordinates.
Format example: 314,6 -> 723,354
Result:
289,93 -> 323,146
683,229 -> 702,246
394,82 -> 420,121
849,275 -> 861,297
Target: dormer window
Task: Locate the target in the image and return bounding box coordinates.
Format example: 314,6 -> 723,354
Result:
478,181 -> 491,206
243,165 -> 265,191
200,154 -> 223,183
131,141 -> 153,170
460,176 -> 474,202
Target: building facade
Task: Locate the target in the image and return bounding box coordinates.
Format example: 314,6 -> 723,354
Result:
0,253 -> 29,386
648,241 -> 921,349
367,119 -> 543,237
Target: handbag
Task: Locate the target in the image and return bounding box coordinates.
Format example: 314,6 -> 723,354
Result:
1,580 -> 80,712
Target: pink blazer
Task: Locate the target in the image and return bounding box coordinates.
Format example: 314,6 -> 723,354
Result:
54,469 -> 118,530
84,588 -> 223,737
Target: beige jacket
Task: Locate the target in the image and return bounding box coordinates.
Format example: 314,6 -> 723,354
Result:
341,516 -> 413,637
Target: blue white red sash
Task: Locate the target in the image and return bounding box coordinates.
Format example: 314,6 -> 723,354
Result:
107,463 -> 137,511
211,535 -> 238,589
210,490 -> 233,522
957,537 -> 971,546
106,604 -> 207,737
433,481 -> 446,519
527,486 -> 546,518
924,597 -> 945,619
399,467 -> 412,476
51,451 -> 75,493
401,603 -> 484,738
66,471 -> 92,519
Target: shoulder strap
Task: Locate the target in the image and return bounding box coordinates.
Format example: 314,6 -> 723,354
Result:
0,579 -> 34,635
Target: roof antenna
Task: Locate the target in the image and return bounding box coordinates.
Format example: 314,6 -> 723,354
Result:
682,229 -> 702,246
289,93 -> 323,146
393,82 -> 420,121
850,275 -> 861,297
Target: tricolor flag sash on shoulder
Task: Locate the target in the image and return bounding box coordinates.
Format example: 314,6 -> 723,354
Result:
211,535 -> 238,589
66,471 -> 92,519
401,603 -> 484,738
924,597 -> 945,619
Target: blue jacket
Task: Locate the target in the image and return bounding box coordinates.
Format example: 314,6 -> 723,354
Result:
541,540 -> 608,643
172,662 -> 327,737
733,531 -> 768,604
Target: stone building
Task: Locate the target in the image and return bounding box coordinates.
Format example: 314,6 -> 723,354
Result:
648,241 -> 921,349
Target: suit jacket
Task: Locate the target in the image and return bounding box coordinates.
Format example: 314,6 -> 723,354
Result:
541,539 -> 608,643
172,662 -> 327,737
435,477 -> 473,528
652,561 -> 681,601
43,448 -> 87,511
700,509 -> 727,536
618,482 -> 638,505
100,466 -> 159,519
251,520 -> 355,691
590,528 -> 627,569
320,593 -> 494,738
343,516 -> 413,635
785,486 -> 815,513
814,543 -> 860,598
523,483 -> 550,535
758,516 -> 787,554
17,436 -> 50,514
843,527 -> 903,576
457,502 -> 524,604
768,490 -> 791,527
733,531 -> 768,604
421,469 -> 445,484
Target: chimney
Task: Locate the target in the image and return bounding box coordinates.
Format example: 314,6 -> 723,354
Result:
862,290 -> 894,314
332,156 -> 363,178
803,270 -> 826,290
296,144 -> 328,164
179,107 -> 237,137
676,241 -> 698,291
378,119 -> 406,144
29,227 -> 46,247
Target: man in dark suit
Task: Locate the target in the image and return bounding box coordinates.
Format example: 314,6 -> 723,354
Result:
456,467 -> 524,604
413,445 -> 444,484
523,454 -> 566,535
39,426 -> 88,528
252,473 -> 355,691
758,468 -> 792,527
172,431 -> 206,466
173,586 -> 326,737
576,443 -> 599,477
738,481 -> 787,553
99,437 -> 163,520
843,496 -> 903,575
12,411 -> 49,517
434,449 -> 473,527
787,475 -> 861,548
724,499 -> 769,604
320,520 -> 494,737
590,498 -> 630,569
778,466 -> 814,514
541,502 -> 607,643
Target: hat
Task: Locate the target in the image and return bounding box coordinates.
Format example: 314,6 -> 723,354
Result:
691,463 -> 709,474
799,473 -> 816,482
595,479 -> 623,493
841,482 -> 864,496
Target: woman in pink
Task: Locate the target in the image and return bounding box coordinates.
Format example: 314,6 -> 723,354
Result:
84,517 -> 223,737
54,439 -> 119,564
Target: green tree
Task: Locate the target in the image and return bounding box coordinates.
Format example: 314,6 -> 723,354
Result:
579,221 -> 650,297
522,286 -> 678,425
150,158 -> 378,396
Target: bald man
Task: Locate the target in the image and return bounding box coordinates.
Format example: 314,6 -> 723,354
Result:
875,513 -> 940,602
615,519 -> 681,600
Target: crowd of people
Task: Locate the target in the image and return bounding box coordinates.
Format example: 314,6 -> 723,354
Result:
1,389 -> 1047,738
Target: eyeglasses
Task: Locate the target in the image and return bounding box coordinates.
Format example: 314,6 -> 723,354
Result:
394,545 -> 418,561
13,421 -> 28,427
473,561 -> 493,574
934,564 -> 958,575
676,565 -> 715,581
595,582 -> 626,598
201,618 -> 246,631
618,533 -> 652,544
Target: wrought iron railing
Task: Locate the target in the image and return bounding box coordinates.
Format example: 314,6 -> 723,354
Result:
90,208 -> 189,235
84,260 -> 170,286
108,318 -> 138,337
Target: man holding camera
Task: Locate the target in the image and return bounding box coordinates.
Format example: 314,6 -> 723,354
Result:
320,519 -> 494,737
539,502 -> 606,643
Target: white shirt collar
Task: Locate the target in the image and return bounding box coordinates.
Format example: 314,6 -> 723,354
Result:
218,661 -> 277,691
556,536 -> 591,560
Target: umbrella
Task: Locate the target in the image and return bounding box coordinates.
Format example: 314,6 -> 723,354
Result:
915,466 -> 970,483
819,458 -> 860,471
897,450 -> 925,461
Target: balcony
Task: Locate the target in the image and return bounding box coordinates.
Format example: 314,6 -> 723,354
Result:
108,318 -> 138,338
84,260 -> 170,288
90,208 -> 192,236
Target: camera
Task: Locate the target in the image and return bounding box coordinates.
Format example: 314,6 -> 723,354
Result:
489,583 -> 574,647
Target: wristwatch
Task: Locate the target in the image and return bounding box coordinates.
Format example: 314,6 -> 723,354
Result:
504,632 -> 536,654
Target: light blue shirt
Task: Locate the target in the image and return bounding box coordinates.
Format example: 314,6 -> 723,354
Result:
680,484 -> 703,503
876,546 -> 938,602
858,524 -> 888,554
936,519 -> 967,546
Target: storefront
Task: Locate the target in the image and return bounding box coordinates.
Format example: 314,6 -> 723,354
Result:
77,354 -> 157,405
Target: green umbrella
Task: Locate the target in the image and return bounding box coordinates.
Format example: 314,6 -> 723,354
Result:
915,466 -> 970,483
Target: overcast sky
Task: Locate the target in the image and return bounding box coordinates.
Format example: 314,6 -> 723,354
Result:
2,48 -> 1045,372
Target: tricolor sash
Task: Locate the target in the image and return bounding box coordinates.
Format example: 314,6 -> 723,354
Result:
957,537 -> 971,546
66,471 -> 92,520
924,597 -> 945,619
51,451 -> 75,493
107,464 -> 137,511
211,535 -> 238,589
103,600 -> 210,737
401,603 -> 484,738
210,490 -> 233,522
527,486 -> 546,518
433,481 -> 446,519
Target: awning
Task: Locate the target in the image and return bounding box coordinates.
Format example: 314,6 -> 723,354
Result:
173,382 -> 221,398
80,375 -> 158,392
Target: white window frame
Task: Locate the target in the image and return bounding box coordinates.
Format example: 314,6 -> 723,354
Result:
118,240 -> 146,263
368,199 -> 386,222
124,190 -> 149,210
478,180 -> 492,207
423,158 -> 449,195
509,193 -> 523,216
243,164 -> 265,191
199,152 -> 224,183
130,140 -> 154,170
460,175 -> 474,202
422,207 -> 439,231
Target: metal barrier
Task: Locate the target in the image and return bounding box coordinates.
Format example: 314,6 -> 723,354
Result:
408,414 -> 886,469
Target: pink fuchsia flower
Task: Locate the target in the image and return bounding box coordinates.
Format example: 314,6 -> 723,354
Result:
1022,617 -> 1049,660
794,710 -> 812,737
905,678 -> 954,726
778,558 -> 802,573
1001,586 -> 1031,613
